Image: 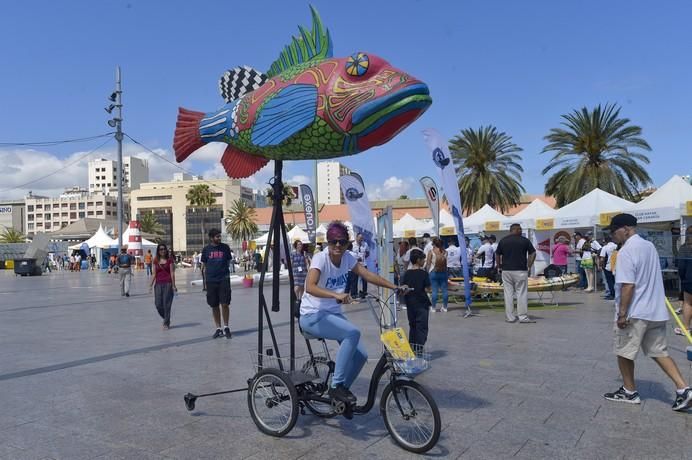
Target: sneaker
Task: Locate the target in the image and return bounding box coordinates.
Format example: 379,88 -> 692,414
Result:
505,318 -> 517,323
441,307 -> 448,312
125,293 -> 130,297
401,306 -> 407,310
224,327 -> 232,339
672,388 -> 692,411
430,307 -> 436,313
518,317 -> 536,323
212,329 -> 224,339
604,386 -> 641,404
328,384 -> 356,404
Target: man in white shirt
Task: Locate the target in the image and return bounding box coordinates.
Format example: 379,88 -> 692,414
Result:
476,236 -> 495,278
574,232 -> 586,288
604,214 -> 692,411
446,238 -> 462,278
489,235 -> 498,263
351,233 -> 370,299
599,237 -> 617,299
422,233 -> 433,257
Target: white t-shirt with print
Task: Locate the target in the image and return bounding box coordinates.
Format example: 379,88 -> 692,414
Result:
423,241 -> 433,256
614,234 -> 668,322
300,250 -> 357,316
600,242 -> 617,271
446,245 -> 461,268
476,243 -> 495,268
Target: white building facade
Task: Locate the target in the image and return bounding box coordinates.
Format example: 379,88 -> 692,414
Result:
316,161 -> 352,205
88,156 -> 149,196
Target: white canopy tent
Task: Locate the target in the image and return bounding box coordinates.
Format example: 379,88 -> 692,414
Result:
508,199 -> 557,230
286,226 -> 311,243
463,204 -> 507,234
393,213 -> 433,238
438,209 -> 457,235
553,189 -> 633,229
628,175 -> 692,224
68,225 -> 115,250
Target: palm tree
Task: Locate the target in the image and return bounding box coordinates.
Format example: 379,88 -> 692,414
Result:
138,211 -> 164,236
449,126 -> 525,214
0,227 -> 26,243
225,200 -> 258,242
265,184 -> 296,207
541,103 -> 652,206
186,184 -> 218,251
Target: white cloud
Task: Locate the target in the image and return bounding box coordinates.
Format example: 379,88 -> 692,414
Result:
366,176 -> 416,200
285,175 -> 310,186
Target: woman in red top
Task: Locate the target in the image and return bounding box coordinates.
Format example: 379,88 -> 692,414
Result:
149,243 -> 177,330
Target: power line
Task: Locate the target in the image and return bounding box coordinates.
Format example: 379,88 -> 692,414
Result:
0,133 -> 115,147
0,136 -> 115,195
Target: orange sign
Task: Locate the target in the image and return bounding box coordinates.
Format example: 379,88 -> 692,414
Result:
484,221 -> 500,231
599,211 -> 620,226
535,218 -> 554,230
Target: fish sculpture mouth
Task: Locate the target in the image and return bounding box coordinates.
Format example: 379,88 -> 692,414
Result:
350,82 -> 431,150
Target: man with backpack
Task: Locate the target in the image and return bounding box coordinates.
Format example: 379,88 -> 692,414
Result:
117,247 -> 134,297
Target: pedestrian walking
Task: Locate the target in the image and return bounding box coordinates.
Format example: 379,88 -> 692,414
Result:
291,240 -> 310,314
117,247 -> 134,297
574,232 -> 587,288
402,249 -> 431,347
351,233 -> 370,299
144,249 -> 153,276
496,224 -> 537,323
201,229 -> 233,339
425,238 -> 448,312
599,236 -> 617,299
603,214 -> 692,411
149,243 -> 177,329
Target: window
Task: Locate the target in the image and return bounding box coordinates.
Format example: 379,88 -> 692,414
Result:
137,195 -> 172,201
106,211 -> 112,216
28,223 -> 34,231
79,212 -> 85,218
36,204 -> 43,209
27,214 -> 34,221
36,213 -> 43,219
96,201 -> 103,206
61,212 -> 68,217
45,213 -> 51,220
78,203 -> 85,209
70,212 -> 76,219
53,203 -> 59,209
87,202 -> 93,206
62,203 -> 68,208
70,203 -> 76,210
45,222 -> 51,229
36,222 -> 43,227
87,211 -> 94,216
27,205 -> 34,212
96,211 -> 103,216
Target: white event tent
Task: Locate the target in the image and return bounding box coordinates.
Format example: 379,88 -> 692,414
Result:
286,226 -> 311,243
393,213 -> 433,238
507,199 -> 557,230
553,189 -> 633,229
628,175 -> 692,224
462,204 -> 507,234
68,225 -> 114,250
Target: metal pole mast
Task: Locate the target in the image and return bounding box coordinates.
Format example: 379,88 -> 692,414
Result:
115,66 -> 124,251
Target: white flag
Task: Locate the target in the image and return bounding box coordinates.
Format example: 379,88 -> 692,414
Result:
419,176 -> 440,235
339,174 -> 378,272
422,128 -> 472,308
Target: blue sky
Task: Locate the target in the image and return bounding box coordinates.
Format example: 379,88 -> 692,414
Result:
1,0 -> 690,200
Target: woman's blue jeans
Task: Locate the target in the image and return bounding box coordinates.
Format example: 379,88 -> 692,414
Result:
429,271 -> 448,309
300,311 -> 367,388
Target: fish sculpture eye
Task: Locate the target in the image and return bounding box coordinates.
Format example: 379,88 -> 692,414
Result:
346,52 -> 369,76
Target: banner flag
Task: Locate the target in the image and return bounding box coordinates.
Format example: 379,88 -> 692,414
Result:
299,184 -> 317,244
419,176 -> 440,235
422,128 -> 472,309
339,174 -> 378,272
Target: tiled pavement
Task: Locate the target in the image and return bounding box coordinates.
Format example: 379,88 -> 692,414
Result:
0,268 -> 690,459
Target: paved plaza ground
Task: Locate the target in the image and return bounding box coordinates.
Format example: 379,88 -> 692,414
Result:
0,268 -> 690,459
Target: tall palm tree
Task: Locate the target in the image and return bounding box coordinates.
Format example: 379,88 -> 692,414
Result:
541,103 -> 652,206
225,199 -> 258,242
265,184 -> 296,207
449,126 -> 525,214
0,227 -> 26,243
186,184 -> 218,251
138,211 -> 164,236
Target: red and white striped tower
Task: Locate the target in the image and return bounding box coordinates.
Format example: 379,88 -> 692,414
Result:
128,220 -> 142,257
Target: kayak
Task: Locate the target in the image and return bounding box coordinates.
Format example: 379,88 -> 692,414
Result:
449,273 -> 580,293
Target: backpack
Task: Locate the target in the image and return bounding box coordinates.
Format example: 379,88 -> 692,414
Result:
544,264 -> 562,278
433,250 -> 447,272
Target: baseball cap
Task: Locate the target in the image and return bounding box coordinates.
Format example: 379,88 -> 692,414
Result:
609,213 -> 637,232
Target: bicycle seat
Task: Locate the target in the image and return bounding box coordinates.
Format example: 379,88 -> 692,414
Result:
299,326 -> 324,342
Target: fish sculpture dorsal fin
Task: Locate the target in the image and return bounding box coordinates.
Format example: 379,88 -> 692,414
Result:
266,6 -> 333,78
219,66 -> 268,103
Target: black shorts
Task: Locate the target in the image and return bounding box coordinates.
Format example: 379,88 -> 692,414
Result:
206,278 -> 232,307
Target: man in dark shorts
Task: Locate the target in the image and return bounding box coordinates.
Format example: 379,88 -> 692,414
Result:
201,229 -> 233,339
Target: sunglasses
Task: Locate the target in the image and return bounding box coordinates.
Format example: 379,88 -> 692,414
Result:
328,239 -> 349,247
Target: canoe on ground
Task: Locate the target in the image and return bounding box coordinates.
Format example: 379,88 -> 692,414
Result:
449,273 -> 580,293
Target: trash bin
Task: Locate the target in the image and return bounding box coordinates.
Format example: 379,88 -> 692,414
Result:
13,258 -> 42,276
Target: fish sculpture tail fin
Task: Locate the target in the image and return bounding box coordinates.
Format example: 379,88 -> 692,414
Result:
173,107 -> 206,162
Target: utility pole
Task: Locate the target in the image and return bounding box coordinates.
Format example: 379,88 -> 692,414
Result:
110,66 -> 124,251
313,160 -> 319,228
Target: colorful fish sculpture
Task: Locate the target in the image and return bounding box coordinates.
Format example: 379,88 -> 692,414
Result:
174,7 -> 432,178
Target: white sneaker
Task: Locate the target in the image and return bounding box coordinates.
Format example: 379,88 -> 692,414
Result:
441,307 -> 448,312
430,307 -> 436,313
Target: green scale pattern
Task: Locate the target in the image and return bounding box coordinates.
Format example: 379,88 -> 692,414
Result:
233,118 -> 346,161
